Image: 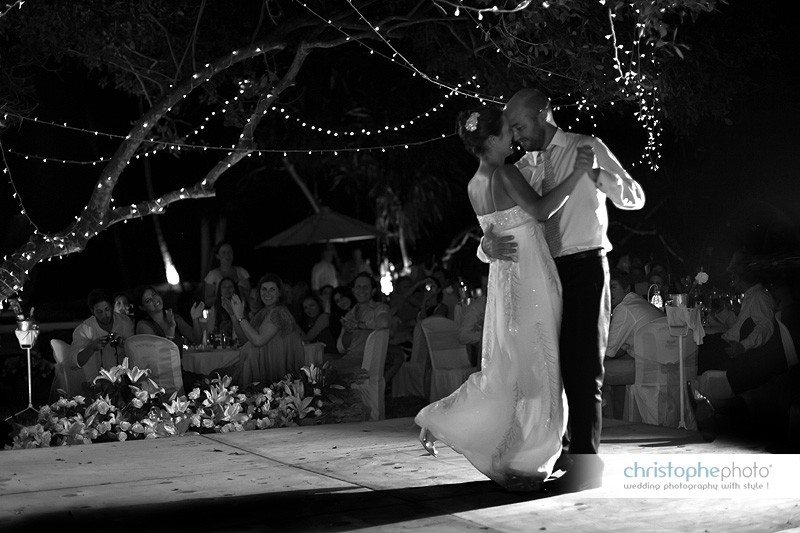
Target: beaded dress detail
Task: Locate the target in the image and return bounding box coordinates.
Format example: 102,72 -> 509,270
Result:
415,205 -> 567,491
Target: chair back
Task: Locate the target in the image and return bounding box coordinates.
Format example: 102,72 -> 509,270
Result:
125,334 -> 184,397
633,317 -> 698,365
50,339 -> 84,400
407,322 -> 428,366
362,329 -> 390,376
356,328 -> 389,421
303,342 -> 325,366
51,339 -> 69,365
420,316 -> 470,370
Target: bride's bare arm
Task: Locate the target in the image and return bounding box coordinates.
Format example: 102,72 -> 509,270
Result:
498,146 -> 596,221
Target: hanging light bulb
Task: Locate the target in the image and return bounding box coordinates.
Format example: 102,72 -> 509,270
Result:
164,257 -> 180,286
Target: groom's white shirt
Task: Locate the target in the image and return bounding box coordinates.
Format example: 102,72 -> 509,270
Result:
477,128 -> 645,261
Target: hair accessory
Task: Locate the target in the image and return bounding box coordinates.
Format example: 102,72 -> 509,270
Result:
464,112 -> 479,132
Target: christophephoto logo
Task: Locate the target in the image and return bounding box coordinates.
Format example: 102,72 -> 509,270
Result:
597,454 -> 798,498
623,460 -> 772,491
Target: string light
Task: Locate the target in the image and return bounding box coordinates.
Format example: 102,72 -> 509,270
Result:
435,0 -> 532,19
296,0 -> 503,104
0,139 -> 39,231
270,97 -> 451,137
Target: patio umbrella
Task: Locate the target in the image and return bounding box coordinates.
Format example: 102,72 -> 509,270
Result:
255,207 -> 383,248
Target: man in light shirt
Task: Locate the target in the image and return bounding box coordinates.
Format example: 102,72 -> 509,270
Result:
70,289 -> 135,385
479,88 -> 645,492
698,249 -> 777,373
606,270 -> 664,359
311,244 -> 339,292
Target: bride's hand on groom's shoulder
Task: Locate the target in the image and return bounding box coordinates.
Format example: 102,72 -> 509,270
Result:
482,224 -> 518,262
574,145 -> 595,172
574,145 -> 601,183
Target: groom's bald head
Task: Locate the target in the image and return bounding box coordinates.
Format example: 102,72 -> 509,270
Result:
504,88 -> 550,116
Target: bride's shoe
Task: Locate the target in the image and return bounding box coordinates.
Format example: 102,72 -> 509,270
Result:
419,428 -> 438,457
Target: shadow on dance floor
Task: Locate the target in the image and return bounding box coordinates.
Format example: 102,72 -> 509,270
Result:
2,480 -> 556,531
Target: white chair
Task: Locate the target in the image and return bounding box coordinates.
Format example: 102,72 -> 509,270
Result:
421,316 -> 478,402
391,322 -> 429,399
353,328 -> 390,421
49,339 -> 85,400
303,342 -> 325,366
125,334 -> 184,398
624,317 -> 698,428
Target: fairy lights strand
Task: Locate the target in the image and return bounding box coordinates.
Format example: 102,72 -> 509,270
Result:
271,96 -> 452,137
295,0 -> 503,104
434,0 -> 531,19
342,0 -> 502,104
0,139 -> 40,231
4,130 -> 458,167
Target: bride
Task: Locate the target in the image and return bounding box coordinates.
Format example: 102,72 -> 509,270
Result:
415,106 -> 595,491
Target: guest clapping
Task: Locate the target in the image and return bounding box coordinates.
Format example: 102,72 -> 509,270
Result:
204,276 -> 245,342
133,285 -> 203,346
229,274 -> 304,385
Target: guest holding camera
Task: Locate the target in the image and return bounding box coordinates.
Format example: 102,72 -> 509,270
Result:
70,289 -> 135,382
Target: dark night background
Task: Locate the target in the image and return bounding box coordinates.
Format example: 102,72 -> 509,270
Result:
1,0 -> 798,315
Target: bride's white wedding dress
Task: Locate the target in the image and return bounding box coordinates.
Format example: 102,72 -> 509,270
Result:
415,205 -> 567,490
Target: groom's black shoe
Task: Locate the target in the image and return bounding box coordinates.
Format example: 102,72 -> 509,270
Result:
544,456 -> 603,494
686,380 -> 718,442
552,452 -> 573,475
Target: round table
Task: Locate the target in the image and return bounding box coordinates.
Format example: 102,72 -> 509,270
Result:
182,348 -> 240,375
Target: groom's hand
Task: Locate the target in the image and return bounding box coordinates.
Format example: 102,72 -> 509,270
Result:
482,224 -> 518,262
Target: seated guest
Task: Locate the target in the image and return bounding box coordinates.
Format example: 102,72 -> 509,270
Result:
318,284 -> 334,314
203,276 -> 245,343
300,294 -> 335,351
329,286 -> 355,341
133,285 -> 204,346
248,286 -> 263,320
416,276 -> 449,323
696,276 -> 799,399
113,292 -> 133,318
606,270 -> 665,359
70,289 -> 135,382
289,280 -> 312,323
698,249 -> 777,373
689,363 -> 800,450
431,267 -> 459,319
603,270 -> 664,417
456,277 -> 487,367
230,274 -> 305,385
204,241 -> 251,307
331,273 -> 390,381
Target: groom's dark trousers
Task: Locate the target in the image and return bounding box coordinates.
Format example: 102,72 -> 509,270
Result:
555,249 -> 610,456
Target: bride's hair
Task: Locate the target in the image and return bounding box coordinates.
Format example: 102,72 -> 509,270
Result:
456,107 -> 503,158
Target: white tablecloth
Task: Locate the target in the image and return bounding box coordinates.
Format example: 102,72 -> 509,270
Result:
665,305 -> 705,345
182,349 -> 240,374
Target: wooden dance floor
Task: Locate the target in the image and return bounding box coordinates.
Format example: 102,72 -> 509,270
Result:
1,417 -> 797,531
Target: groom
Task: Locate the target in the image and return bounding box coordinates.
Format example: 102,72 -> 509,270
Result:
478,88 -> 645,492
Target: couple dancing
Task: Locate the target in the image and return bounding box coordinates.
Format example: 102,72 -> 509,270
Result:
415,88 -> 645,492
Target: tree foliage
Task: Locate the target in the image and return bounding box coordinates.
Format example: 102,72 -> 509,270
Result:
0,0 -> 763,299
